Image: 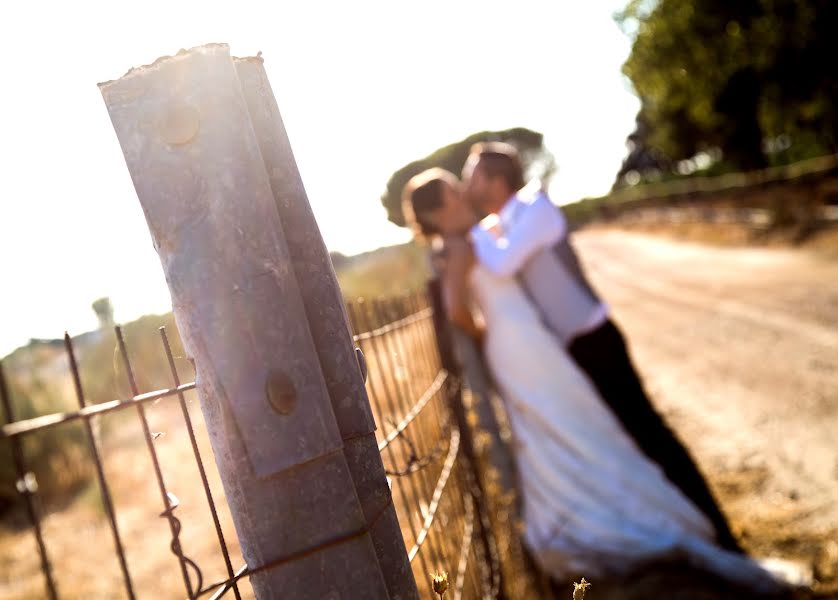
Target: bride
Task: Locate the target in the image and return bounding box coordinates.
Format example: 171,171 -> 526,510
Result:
401,168 -> 788,593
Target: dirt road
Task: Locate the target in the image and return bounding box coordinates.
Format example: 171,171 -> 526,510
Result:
574,229 -> 838,594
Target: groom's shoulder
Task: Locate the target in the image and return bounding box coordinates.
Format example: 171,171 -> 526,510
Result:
513,185 -> 568,232
516,179 -> 543,204
515,181 -> 558,212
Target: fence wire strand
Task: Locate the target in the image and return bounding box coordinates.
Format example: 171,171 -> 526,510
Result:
0,291 -> 498,599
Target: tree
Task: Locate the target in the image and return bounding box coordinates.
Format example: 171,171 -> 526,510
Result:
613,108 -> 674,189
616,0 -> 838,175
91,297 -> 114,330
381,127 -> 556,227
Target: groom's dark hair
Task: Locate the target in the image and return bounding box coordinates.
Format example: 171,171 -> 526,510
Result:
466,141 -> 525,192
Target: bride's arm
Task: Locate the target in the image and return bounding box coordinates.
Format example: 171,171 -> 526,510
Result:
441,237 -> 483,342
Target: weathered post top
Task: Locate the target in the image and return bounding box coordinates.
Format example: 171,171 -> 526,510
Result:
100,43 -> 343,476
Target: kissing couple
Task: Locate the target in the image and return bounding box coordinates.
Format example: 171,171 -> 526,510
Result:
401,142 -> 796,593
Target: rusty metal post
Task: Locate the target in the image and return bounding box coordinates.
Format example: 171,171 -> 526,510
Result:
99,44 -> 390,599
233,56 -> 418,600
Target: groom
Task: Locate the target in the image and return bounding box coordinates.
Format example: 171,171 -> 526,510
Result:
458,141 -> 742,553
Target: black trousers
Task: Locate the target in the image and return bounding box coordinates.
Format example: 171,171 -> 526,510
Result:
568,319 -> 742,553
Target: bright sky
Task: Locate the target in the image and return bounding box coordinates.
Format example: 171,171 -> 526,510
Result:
0,0 -> 640,356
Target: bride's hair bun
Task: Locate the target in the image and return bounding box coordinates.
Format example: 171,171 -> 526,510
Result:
401,168 -> 458,242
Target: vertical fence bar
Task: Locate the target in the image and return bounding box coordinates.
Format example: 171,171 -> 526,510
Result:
426,279 -> 505,599
399,295 -> 459,576
400,295 -> 453,466
115,326 -> 197,598
64,333 -> 136,600
387,297 -> 456,570
159,327 -> 241,600
370,299 -> 448,572
0,362 -> 58,600
349,301 -> 438,592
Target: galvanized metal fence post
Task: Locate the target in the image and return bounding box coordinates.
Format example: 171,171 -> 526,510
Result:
233,56 -> 418,600
99,44 -> 400,599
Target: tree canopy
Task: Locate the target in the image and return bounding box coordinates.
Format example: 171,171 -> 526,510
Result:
615,0 -> 838,187
381,127 -> 555,227
91,296 -> 114,329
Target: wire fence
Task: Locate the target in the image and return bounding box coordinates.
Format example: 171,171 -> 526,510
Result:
0,289 -> 501,599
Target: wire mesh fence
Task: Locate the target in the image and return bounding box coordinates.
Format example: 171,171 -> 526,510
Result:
0,290 -> 501,599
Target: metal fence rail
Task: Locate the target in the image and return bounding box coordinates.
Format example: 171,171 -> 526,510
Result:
0,290 -> 499,599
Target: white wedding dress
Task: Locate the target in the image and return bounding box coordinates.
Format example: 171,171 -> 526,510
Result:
470,263 -> 783,591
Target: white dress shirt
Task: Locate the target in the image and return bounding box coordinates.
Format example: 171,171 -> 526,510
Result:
470,183 -> 608,338
470,186 -> 566,277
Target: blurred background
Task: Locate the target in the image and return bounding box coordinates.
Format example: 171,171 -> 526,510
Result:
1,1 -> 837,598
